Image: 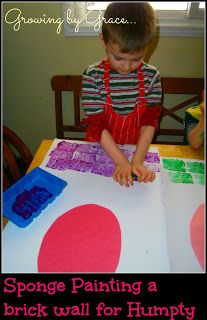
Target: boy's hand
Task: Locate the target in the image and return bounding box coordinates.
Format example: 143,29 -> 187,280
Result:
113,160 -> 133,187
131,162 -> 155,183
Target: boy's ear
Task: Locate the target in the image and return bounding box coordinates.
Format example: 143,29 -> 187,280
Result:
99,33 -> 106,49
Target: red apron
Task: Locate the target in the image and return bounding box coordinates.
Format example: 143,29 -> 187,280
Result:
86,60 -> 147,144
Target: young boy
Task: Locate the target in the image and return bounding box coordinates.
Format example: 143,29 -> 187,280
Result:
81,3 -> 162,187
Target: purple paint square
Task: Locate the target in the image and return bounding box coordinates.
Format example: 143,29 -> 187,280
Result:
53,159 -> 69,170
144,162 -> 160,172
72,152 -> 96,163
91,164 -> 114,177
57,141 -> 78,152
145,152 -> 160,163
46,141 -> 161,178
46,159 -> 59,169
97,147 -> 106,155
80,162 -> 94,172
76,144 -> 99,154
95,154 -> 114,165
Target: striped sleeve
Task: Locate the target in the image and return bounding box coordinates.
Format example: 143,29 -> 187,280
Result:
141,66 -> 162,128
145,67 -> 162,107
81,66 -> 105,116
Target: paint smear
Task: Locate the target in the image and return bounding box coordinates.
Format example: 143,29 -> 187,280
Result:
46,141 -> 160,176
186,162 -> 204,174
163,158 -> 205,185
168,171 -> 193,184
193,174 -> 205,185
162,159 -> 186,172
38,204 -> 121,272
190,203 -> 205,270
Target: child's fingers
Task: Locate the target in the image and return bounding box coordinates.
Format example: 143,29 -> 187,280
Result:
133,169 -> 144,181
136,171 -> 151,183
113,173 -> 122,185
121,172 -> 133,187
128,175 -> 133,186
133,166 -> 156,183
114,172 -> 133,187
150,172 -> 155,182
138,174 -> 145,182
122,177 -> 133,187
122,178 -> 129,187
114,171 -> 126,186
142,172 -> 155,183
132,168 -> 139,176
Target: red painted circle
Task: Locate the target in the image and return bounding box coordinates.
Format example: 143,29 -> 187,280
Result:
38,204 -> 121,272
190,203 -> 204,270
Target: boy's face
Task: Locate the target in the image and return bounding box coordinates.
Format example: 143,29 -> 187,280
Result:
102,41 -> 146,75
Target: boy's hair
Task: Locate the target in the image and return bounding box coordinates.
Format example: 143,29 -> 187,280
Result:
102,2 -> 157,53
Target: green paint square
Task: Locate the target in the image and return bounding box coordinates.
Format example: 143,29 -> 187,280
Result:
193,174 -> 205,185
185,161 -> 205,174
162,159 -> 186,172
168,171 -> 193,184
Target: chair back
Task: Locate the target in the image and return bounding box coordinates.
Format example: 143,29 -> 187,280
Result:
51,75 -> 204,144
51,75 -> 86,139
153,77 -> 204,144
3,126 -> 33,190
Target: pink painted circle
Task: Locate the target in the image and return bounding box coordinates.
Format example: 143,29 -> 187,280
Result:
38,204 -> 121,272
190,203 -> 205,270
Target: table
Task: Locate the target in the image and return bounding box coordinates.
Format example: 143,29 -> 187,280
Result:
3,139 -> 205,273
3,140 -> 204,229
28,140 -> 205,171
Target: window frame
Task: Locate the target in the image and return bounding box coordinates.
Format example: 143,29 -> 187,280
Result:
62,2 -> 205,37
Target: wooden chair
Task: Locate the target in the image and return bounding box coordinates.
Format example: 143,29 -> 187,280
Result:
3,126 -> 33,191
3,126 -> 33,228
51,75 -> 204,144
153,77 -> 204,144
51,75 -> 85,139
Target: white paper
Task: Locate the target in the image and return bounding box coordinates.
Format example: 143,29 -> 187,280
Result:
160,157 -> 205,273
4,139 -> 203,273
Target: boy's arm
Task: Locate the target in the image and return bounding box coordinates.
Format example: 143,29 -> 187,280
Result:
131,126 -> 156,182
100,129 -> 133,187
133,125 -> 155,163
130,70 -> 162,182
81,67 -> 132,186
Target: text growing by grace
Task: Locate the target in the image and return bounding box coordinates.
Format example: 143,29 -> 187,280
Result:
5,8 -> 136,34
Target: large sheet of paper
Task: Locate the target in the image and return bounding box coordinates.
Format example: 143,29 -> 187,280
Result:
2,139 -> 169,273
160,157 -> 205,272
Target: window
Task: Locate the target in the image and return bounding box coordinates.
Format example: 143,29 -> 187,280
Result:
62,2 -> 205,37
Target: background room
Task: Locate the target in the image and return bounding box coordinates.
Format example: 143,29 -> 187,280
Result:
3,2 -> 204,154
